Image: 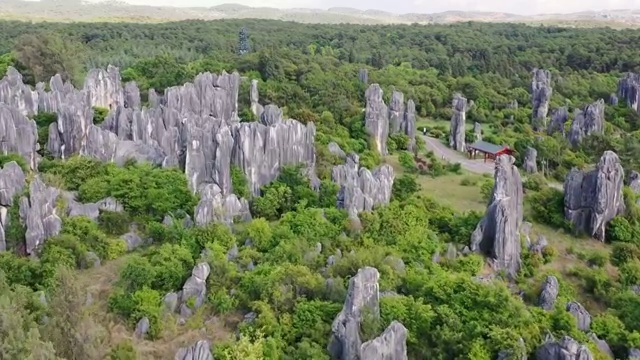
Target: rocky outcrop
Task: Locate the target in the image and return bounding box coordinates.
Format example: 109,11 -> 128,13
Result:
0,161 -> 26,251
402,100 -> 417,151
629,171 -> 640,194
123,82 -> 141,110
194,183 -> 251,226
532,69 -> 553,131
328,142 -> 346,159
249,79 -> 263,119
629,348 -> 640,359
178,263 -> 210,317
449,94 -> 467,152
360,321 -> 408,360
507,100 -> 519,109
609,94 -> 618,106
536,335 -> 593,360
618,72 -> 640,113
332,153 -> 394,222
523,147 -> 538,174
539,276 -> 559,310
19,177 -> 63,255
327,267 -> 408,360
474,122 -> 482,141
564,151 -> 625,241
568,100 -> 605,147
84,65 -> 124,110
589,334 -> 613,359
0,67 -> 38,116
364,84 -> 389,156
358,69 -> 368,84
566,301 -> 591,331
0,103 -> 38,170
175,340 -> 213,360
547,107 -> 569,136
388,91 -> 405,135
470,155 -> 524,277
164,71 -> 240,120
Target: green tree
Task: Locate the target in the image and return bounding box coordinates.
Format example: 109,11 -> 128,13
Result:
14,33 -> 85,85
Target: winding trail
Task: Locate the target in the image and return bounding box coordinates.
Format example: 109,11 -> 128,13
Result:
421,135 -> 563,190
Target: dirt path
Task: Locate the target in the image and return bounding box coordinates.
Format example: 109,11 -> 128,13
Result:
421,135 -> 563,190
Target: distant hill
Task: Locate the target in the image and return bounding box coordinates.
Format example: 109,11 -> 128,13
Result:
1,0 -> 639,28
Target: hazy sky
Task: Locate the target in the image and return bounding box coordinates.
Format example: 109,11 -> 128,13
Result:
116,0 -> 640,15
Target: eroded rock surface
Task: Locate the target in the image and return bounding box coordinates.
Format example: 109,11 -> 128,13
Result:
532,69 -> 553,131
474,122 -> 482,141
364,84 -> 389,156
470,155 -> 523,277
523,147 -> 538,173
332,153 -> 394,222
449,93 -> 467,152
547,107 -> 569,136
0,67 -> 38,116
0,161 -> 26,251
84,65 -> 124,110
19,177 -> 62,255
536,335 -> 593,360
250,79 -> 263,119
618,72 -> 640,113
0,103 -> 38,170
566,301 -> 591,331
568,100 -> 605,147
327,267 -> 408,360
194,183 -> 251,226
174,340 -> 213,360
539,276 -> 559,310
564,151 -> 625,241
178,262 -> 210,317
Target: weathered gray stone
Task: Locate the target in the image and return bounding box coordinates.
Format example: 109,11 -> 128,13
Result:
589,333 -> 613,359
474,122 -> 482,141
96,197 -> 123,213
332,153 -> 394,222
174,340 -> 213,360
609,93 -> 618,106
539,275 -> 559,310
164,71 -> 240,120
547,107 -> 569,136
134,317 -> 149,339
630,171 -> 640,194
402,99 -> 416,151
360,321 -> 408,360
532,69 -> 553,131
629,348 -> 640,359
180,262 -> 210,315
523,147 -> 538,174
163,292 -> 179,313
568,100 -> 605,147
470,155 -> 523,277
0,103 -> 38,170
449,93 -> 467,152
194,183 -> 251,226
19,177 -> 62,255
530,235 -> 549,255
84,65 -> 124,110
618,72 -> 640,113
564,151 -> 625,241
364,84 -> 389,156
121,232 -> 143,251
123,81 -> 141,110
358,69 -> 368,84
536,335 -> 593,360
498,338 -> 527,360
328,142 -> 346,159
0,67 -> 38,117
388,90 -> 405,135
0,161 -> 26,251
566,301 -> 591,331
250,79 -> 263,119
81,251 -> 101,269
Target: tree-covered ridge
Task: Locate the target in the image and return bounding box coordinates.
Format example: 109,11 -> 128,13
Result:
2,17 -> 640,360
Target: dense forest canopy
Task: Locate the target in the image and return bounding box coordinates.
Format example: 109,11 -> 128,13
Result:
2,18 -> 640,360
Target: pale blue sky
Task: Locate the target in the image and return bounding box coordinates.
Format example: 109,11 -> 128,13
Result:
112,0 -> 640,15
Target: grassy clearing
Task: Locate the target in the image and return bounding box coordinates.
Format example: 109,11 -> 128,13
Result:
76,252 -> 237,359
416,117 -> 496,137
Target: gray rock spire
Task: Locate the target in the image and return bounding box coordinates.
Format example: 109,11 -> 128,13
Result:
532,69 -> 552,131
536,335 -> 593,360
618,72 -> 640,113
470,155 -> 523,277
547,107 -> 569,136
250,79 -> 263,119
84,65 -> 124,110
364,84 -> 389,156
568,99 -> 605,147
523,147 -> 538,174
449,93 -> 467,152
0,103 -> 38,170
388,90 -> 405,135
564,151 -> 625,242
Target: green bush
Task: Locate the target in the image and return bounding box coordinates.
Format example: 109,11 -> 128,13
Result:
607,217 -> 640,244
523,174 -> 547,191
528,188 -> 568,230
98,211 -> 131,236
611,242 -> 640,267
460,177 -> 478,186
231,165 -> 251,199
109,341 -> 138,360
93,107 -> 109,124
0,153 -> 28,172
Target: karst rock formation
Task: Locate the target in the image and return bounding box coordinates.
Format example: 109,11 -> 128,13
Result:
332,153 -> 394,225
0,161 -> 26,251
449,93 -> 467,152
547,107 -> 569,136
364,84 -> 416,156
536,335 -> 594,360
618,72 -> 640,113
523,147 -> 538,174
327,267 -> 408,360
532,69 -> 553,132
568,99 -> 605,147
470,155 -> 524,277
564,151 -> 625,241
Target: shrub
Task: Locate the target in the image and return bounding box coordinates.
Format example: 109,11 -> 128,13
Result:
528,188 -> 568,230
606,217 -> 639,244
587,251 -> 609,268
523,173 -> 547,191
392,174 -> 421,202
93,107 -> 109,124
611,242 -> 640,267
460,177 -> 478,186
109,341 -> 138,360
479,179 -> 494,203
231,165 -> 251,199
0,153 -> 28,172
398,151 -> 416,173
98,211 -> 131,236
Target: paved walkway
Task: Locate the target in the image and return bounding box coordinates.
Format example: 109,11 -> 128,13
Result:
421,135 -> 563,190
